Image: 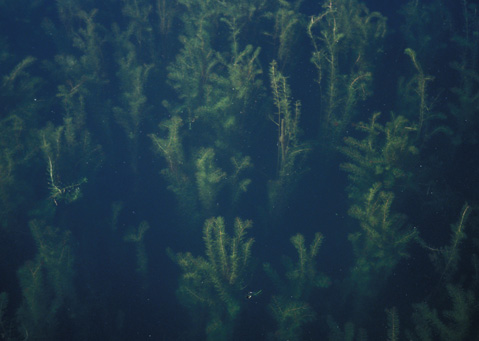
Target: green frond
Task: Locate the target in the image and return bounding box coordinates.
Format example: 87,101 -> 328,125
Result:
309,232 -> 323,258
203,218 -> 217,269
213,217 -> 230,277
242,238 -> 254,269
195,148 -> 227,211
269,296 -> 316,341
124,221 -> 150,243
386,307 -> 400,341
2,56 -> 37,88
411,284 -> 476,340
438,204 -> 471,279
170,217 -> 254,337
290,234 -> 306,279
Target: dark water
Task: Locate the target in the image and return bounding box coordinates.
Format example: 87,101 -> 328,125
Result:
0,0 -> 478,340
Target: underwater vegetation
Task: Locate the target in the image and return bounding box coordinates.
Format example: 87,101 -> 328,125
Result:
168,217 -> 253,340
1,0 -> 479,340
